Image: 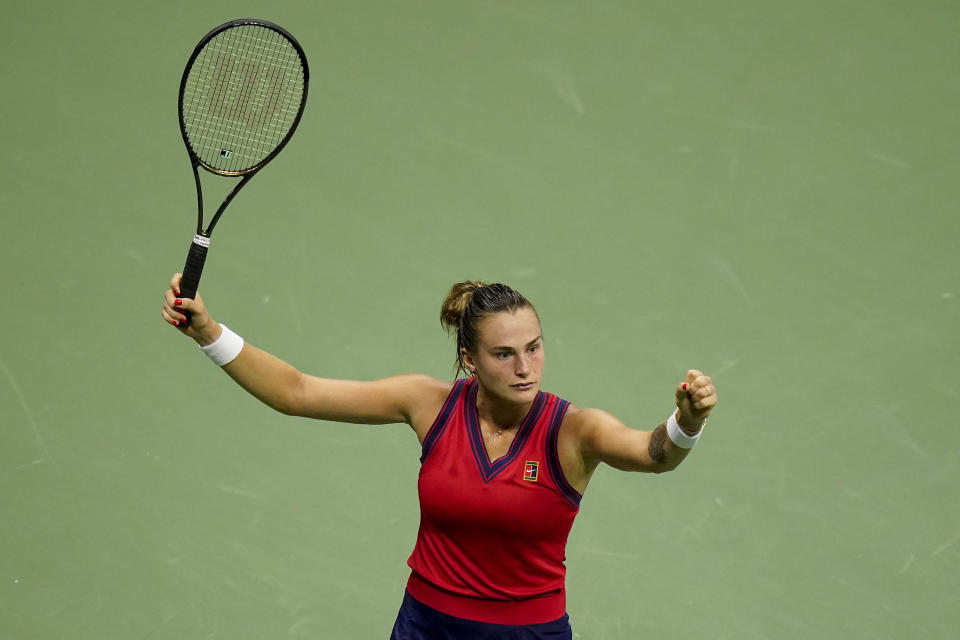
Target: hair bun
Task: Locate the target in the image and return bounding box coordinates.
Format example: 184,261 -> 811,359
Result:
440,281 -> 486,330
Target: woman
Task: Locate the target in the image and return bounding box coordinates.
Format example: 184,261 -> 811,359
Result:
161,276 -> 718,639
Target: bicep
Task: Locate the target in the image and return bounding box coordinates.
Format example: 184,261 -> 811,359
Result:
294,373 -> 446,426
575,409 -> 660,473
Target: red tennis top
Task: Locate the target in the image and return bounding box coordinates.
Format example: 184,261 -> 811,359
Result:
405,377 -> 583,625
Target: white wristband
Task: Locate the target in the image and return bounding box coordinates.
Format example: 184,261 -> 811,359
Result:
199,324 -> 244,366
666,410 -> 703,449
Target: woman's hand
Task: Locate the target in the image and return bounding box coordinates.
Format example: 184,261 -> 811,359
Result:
160,273 -> 221,346
674,369 -> 717,433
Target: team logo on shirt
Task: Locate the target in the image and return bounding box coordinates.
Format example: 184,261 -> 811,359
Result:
523,460 -> 540,482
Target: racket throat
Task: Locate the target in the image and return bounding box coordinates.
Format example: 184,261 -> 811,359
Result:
192,163 -> 205,235
211,174 -> 252,232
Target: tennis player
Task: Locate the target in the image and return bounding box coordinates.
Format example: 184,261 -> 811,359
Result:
161,277 -> 718,639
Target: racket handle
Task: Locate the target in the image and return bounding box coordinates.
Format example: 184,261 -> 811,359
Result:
179,235 -> 210,323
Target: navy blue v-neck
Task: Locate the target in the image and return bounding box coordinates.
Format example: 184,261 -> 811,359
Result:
464,380 -> 547,483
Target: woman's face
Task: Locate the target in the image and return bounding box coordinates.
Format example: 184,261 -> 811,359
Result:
462,306 -> 544,405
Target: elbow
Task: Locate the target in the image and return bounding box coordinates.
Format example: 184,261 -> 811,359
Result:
258,394 -> 299,416
273,372 -> 307,416
275,402 -> 300,417
277,398 -> 312,417
650,460 -> 681,474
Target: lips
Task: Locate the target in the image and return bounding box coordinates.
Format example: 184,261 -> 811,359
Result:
511,382 -> 536,391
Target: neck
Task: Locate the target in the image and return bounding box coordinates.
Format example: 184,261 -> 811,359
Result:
474,383 -> 534,431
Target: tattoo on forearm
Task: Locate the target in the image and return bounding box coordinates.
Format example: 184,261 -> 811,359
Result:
649,423 -> 668,464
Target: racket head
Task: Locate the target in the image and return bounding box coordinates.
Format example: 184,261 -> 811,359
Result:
178,18 -> 309,176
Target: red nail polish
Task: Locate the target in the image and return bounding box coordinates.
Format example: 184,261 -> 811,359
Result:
175,290 -> 181,297
175,299 -> 182,306
682,383 -> 688,391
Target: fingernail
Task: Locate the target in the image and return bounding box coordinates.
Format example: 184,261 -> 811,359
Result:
175,299 -> 182,306
175,289 -> 180,297
682,383 -> 688,391
171,320 -> 179,327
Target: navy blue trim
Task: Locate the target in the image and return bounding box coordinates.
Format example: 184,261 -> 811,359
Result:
420,379 -> 468,464
465,381 -> 548,483
545,398 -> 581,508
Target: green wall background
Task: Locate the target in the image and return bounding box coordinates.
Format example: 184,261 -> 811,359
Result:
1,1 -> 957,637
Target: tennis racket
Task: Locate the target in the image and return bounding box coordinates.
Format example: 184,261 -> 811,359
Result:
177,18 -> 309,314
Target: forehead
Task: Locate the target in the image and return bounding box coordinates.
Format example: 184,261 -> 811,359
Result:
475,307 -> 542,347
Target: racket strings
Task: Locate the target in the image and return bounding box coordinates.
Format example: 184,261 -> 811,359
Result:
182,24 -> 305,173
187,28 -> 302,171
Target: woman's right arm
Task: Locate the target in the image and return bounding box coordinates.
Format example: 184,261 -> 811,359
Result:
161,274 -> 450,430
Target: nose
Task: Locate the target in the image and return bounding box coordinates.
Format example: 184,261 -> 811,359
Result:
515,354 -> 531,377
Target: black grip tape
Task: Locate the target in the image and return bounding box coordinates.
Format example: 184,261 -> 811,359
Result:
179,238 -> 209,324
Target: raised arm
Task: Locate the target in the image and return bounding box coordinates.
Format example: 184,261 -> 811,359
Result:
161,274 -> 449,432
569,370 -> 717,475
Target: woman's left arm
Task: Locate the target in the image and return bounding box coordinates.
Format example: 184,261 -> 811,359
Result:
572,370 -> 718,474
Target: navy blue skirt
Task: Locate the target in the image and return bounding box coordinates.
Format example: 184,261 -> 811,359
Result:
390,590 -> 572,640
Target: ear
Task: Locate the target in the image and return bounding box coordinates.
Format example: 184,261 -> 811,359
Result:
461,347 -> 476,374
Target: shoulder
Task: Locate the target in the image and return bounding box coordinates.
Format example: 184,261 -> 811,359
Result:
551,405 -> 622,491
390,373 -> 454,395
393,374 -> 459,440
559,405 -> 633,456
388,374 -> 455,411
560,405 -> 620,434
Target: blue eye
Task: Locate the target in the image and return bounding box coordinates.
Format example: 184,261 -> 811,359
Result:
495,352 -> 511,360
